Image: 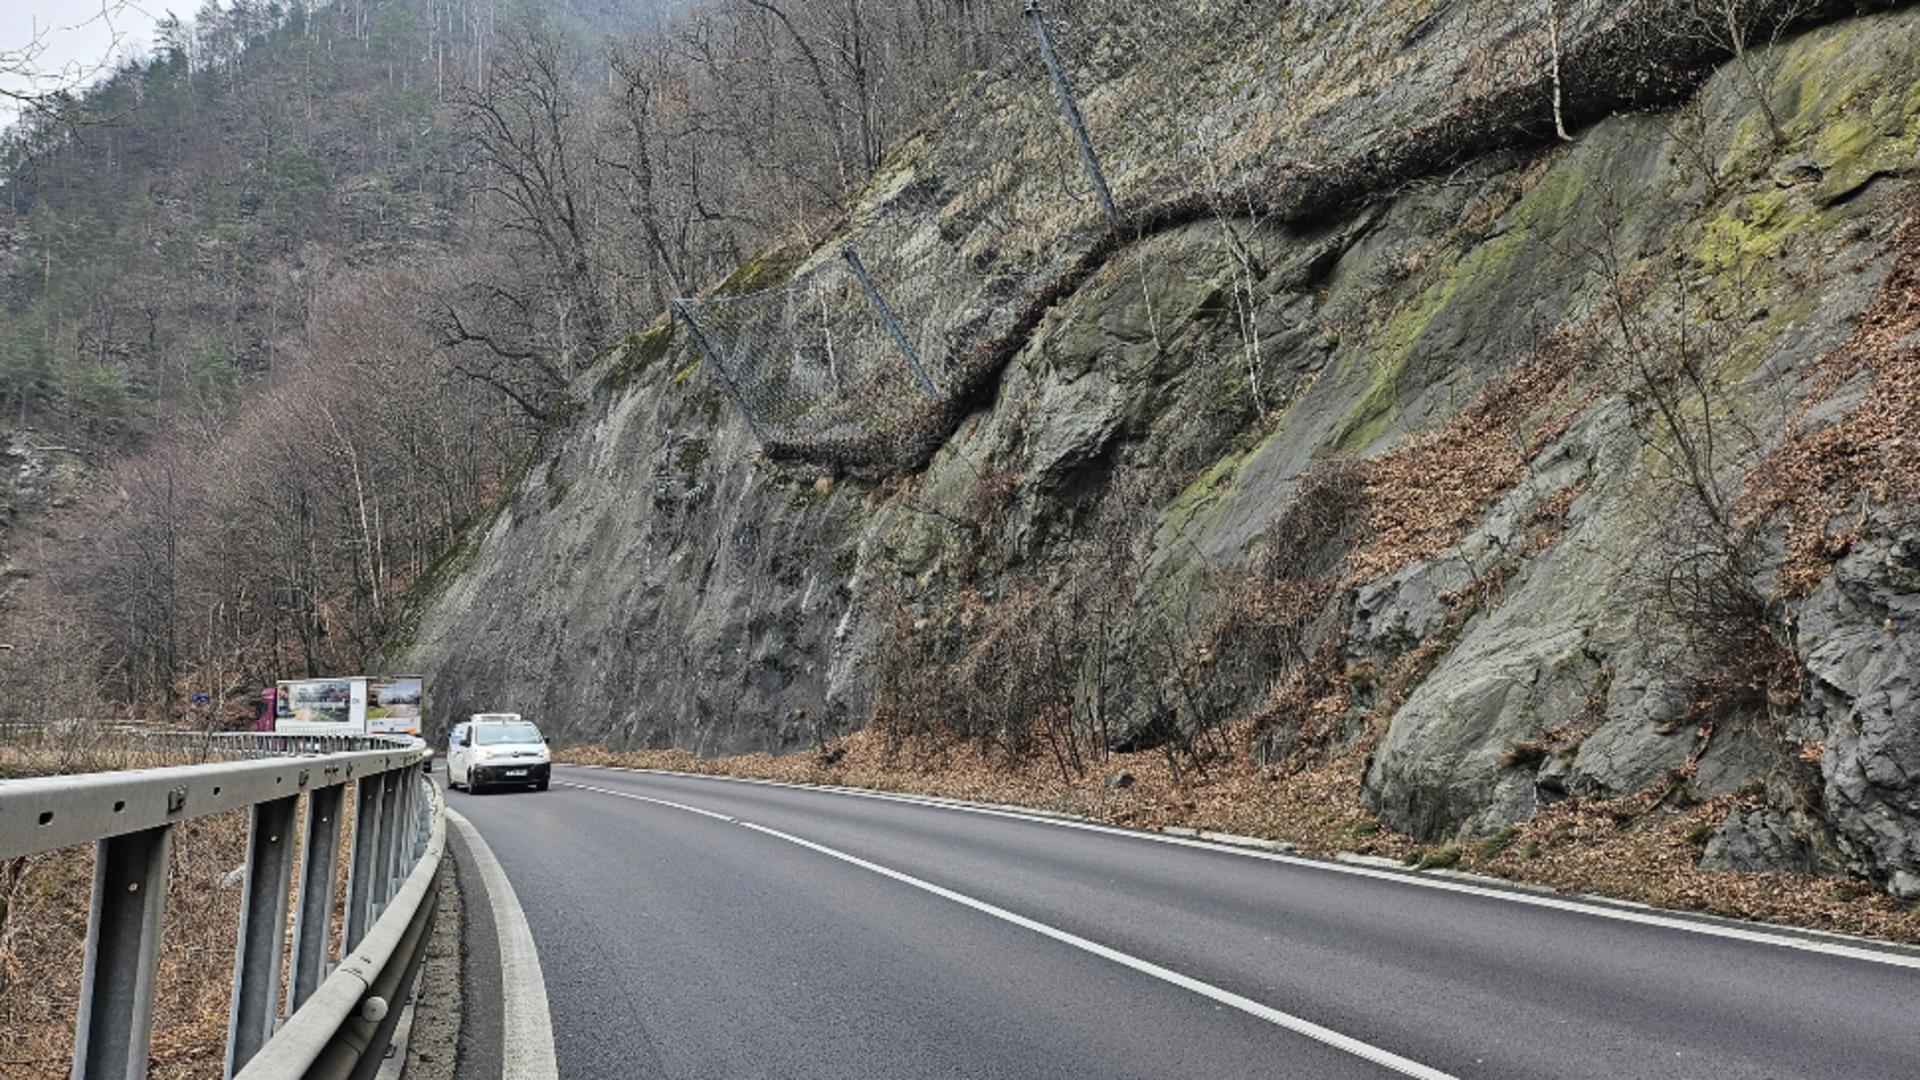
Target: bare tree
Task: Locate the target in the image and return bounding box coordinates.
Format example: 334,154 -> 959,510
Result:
1678,0 -> 1804,146
0,2 -> 138,113
445,26 -> 613,400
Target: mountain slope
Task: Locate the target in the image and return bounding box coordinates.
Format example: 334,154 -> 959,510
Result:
403,1 -> 1920,901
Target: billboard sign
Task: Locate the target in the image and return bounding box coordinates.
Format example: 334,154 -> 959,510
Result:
274,678 -> 366,735
367,676 -> 424,736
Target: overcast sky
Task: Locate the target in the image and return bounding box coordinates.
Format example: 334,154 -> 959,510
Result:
1,2 -> 166,127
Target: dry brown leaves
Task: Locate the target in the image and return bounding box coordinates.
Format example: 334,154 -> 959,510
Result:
560,731 -> 1920,946
1478,791 -> 1919,941
1744,193 -> 1920,593
1349,308 -> 1608,583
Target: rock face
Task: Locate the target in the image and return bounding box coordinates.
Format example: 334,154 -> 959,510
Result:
0,432 -> 90,604
1800,533 -> 1920,894
1702,808 -> 1821,875
402,7 -> 1920,894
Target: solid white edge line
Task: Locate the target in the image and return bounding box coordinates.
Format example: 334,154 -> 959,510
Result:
551,780 -> 1452,1079
447,808 -> 561,1080
558,764 -> 1920,973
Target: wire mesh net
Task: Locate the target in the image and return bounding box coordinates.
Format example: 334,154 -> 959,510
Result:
676,256 -> 939,447
1033,0 -> 1623,206
677,0 -> 1692,469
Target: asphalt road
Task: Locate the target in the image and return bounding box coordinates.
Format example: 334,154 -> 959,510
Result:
444,764 -> 1920,1080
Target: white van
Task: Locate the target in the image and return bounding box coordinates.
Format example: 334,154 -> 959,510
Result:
447,713 -> 551,793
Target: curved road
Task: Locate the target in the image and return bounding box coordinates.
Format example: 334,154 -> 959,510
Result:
444,764 -> 1920,1079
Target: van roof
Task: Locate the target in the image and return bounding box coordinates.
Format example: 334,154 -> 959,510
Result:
469,712 -> 523,723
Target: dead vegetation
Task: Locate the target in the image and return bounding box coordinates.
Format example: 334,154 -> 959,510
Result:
0,813 -> 247,1079
767,0 -> 1869,474
1743,193 -> 1920,592
560,731 -> 1920,943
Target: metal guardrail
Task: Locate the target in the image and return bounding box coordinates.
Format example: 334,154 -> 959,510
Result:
0,721 -> 408,759
0,732 -> 442,1079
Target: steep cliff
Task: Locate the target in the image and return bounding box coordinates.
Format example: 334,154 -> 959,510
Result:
402,3 -> 1920,896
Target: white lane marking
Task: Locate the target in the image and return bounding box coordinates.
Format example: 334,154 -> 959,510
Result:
556,782 -> 736,822
561,765 -> 1920,973
554,779 -> 1451,1079
447,809 -> 560,1080
738,820 -> 1456,1079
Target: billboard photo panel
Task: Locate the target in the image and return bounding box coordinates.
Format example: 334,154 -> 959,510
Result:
275,678 -> 367,735
367,676 -> 424,735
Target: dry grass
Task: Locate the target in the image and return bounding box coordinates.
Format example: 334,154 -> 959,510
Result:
0,812 -> 248,1079
562,727 -> 1920,945
0,744 -> 200,783
0,738 -> 375,1078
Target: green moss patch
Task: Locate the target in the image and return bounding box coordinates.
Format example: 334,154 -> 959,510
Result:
605,317 -> 677,393
713,244 -> 807,299
1696,187 -> 1821,273
1333,168 -> 1579,454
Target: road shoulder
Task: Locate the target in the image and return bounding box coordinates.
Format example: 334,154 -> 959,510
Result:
401,840 -> 466,1080
444,807 -> 560,1080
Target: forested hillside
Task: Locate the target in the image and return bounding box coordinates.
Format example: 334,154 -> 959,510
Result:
0,0 -> 986,721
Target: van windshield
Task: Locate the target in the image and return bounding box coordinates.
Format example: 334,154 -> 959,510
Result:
474,722 -> 542,746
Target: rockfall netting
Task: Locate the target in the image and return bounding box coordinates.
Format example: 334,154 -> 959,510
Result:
673,0 -> 1869,472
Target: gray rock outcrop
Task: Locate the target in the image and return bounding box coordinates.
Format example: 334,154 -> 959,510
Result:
400,6 -> 1920,897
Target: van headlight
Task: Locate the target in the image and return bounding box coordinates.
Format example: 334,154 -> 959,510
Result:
472,748 -> 491,763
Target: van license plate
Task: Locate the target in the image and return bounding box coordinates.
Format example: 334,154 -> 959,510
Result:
505,769 -> 527,777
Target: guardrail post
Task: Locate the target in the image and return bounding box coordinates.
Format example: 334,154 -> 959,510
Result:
404,770 -> 422,859
225,794 -> 300,1076
386,774 -> 414,893
288,784 -> 344,1012
410,766 -> 429,859
344,775 -> 387,952
73,824 -> 171,1080
372,773 -> 403,913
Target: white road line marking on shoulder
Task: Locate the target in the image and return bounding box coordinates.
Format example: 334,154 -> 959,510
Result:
557,777 -> 1450,1078
558,764 -> 1920,972
447,809 -> 560,1080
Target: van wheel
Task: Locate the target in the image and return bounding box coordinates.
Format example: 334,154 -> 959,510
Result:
535,779 -> 549,792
